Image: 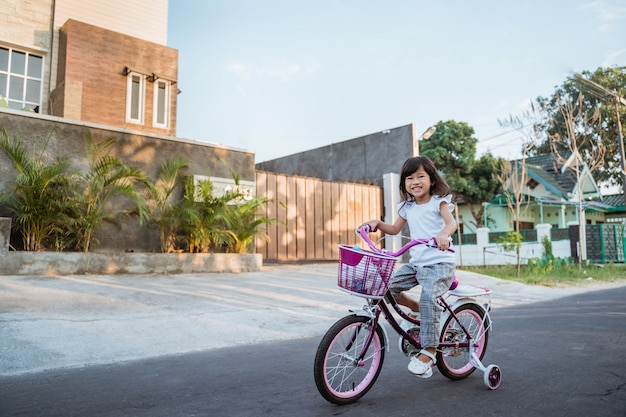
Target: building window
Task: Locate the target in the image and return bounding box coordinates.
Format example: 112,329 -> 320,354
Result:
153,79 -> 169,128
193,175 -> 256,203
0,46 -> 43,112
125,72 -> 145,124
526,178 -> 539,190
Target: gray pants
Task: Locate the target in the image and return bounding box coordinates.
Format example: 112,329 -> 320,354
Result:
388,262 -> 456,349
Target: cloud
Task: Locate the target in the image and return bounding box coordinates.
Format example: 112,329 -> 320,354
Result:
227,59 -> 320,82
603,48 -> 626,67
579,0 -> 626,32
235,85 -> 248,97
228,63 -> 252,80
258,63 -> 302,81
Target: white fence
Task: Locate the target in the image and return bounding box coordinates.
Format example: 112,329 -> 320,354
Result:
454,225 -> 567,267
453,223 -> 625,266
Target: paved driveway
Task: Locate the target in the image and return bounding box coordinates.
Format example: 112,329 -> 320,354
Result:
1,264 -> 624,376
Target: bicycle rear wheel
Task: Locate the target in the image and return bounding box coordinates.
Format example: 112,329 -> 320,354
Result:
437,303 -> 489,380
313,314 -> 385,405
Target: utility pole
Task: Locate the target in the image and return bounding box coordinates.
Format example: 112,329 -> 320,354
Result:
614,95 -> 626,207
574,74 -> 626,207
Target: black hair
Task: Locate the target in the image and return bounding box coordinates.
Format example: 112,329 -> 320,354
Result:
399,156 -> 451,202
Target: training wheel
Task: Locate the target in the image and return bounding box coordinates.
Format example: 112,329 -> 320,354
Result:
483,364 -> 502,390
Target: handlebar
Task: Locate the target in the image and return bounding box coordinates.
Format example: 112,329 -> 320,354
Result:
356,225 -> 454,257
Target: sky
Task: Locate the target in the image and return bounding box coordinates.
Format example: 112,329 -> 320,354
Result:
167,0 -> 626,164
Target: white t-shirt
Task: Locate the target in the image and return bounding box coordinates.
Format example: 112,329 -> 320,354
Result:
398,195 -> 455,267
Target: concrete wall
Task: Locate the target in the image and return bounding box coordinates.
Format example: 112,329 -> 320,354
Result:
0,1 -> 53,51
0,217 -> 10,252
0,108 -> 255,253
256,124 -> 416,187
53,0 -> 168,46
0,251 -> 262,275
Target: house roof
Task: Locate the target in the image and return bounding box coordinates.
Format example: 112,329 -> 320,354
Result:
523,152 -> 578,198
510,152 -> 602,201
601,193 -> 625,211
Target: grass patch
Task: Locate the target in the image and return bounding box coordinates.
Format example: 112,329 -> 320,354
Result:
461,263 -> 626,287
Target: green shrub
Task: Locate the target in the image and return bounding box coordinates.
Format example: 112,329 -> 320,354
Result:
0,129 -> 74,251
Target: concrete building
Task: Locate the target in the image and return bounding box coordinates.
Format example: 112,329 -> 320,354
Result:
256,123 -> 419,187
0,1 -> 256,253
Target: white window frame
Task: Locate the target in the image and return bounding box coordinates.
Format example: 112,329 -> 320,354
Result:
125,71 -> 145,124
193,175 -> 256,203
0,46 -> 44,112
153,79 -> 169,128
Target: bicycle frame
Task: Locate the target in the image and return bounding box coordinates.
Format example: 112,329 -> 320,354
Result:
313,227 -> 502,404
348,290 -> 490,363
349,227 -> 491,365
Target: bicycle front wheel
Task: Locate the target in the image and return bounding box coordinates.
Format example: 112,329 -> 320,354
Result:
437,303 -> 489,380
313,314 -> 386,405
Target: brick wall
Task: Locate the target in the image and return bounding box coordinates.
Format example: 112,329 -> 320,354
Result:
52,19 -> 178,136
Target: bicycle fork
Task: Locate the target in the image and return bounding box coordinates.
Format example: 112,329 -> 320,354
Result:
348,306 -> 386,366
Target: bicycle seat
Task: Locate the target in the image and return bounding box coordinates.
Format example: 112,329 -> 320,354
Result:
449,276 -> 459,291
449,284 -> 492,297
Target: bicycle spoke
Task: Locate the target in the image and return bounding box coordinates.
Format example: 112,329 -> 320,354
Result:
314,315 -> 385,404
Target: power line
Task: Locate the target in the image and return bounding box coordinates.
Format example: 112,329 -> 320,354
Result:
477,128 -> 519,143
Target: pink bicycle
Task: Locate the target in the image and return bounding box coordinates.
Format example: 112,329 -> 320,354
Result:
313,226 -> 502,405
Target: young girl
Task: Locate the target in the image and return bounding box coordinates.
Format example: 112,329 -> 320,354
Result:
362,156 -> 457,378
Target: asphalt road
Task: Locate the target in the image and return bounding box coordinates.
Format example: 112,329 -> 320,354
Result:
3,264 -> 623,378
1,284 -> 625,417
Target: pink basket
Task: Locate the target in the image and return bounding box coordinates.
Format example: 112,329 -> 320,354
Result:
337,245 -> 397,299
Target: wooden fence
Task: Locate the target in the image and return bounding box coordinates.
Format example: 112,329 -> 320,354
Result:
255,171 -> 383,262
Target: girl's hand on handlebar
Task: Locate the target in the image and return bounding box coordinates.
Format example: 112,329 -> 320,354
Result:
435,232 -> 450,251
359,221 -> 379,233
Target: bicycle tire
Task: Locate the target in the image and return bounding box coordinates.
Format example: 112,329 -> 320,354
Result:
436,303 -> 489,380
313,314 -> 386,405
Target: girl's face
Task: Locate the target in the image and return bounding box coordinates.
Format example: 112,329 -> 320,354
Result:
405,167 -> 432,203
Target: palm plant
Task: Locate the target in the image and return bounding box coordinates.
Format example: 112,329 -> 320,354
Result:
144,156 -> 198,253
68,133 -> 148,252
219,173 -> 281,254
0,128 -> 74,251
181,175 -> 233,253
221,195 -> 279,254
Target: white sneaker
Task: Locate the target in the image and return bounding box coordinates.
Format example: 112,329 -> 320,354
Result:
408,349 -> 436,378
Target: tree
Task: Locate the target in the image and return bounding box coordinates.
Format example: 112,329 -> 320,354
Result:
496,103 -> 549,276
546,91 -> 606,267
219,173 -> 281,254
495,143 -> 534,278
143,156 -> 197,253
0,129 -> 74,251
421,120 -> 504,229
461,153 -> 505,228
534,66 -> 625,187
180,174 -> 233,253
420,120 -> 476,185
68,133 -> 148,252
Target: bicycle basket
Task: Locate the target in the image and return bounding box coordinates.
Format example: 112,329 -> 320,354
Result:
337,245 -> 397,299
